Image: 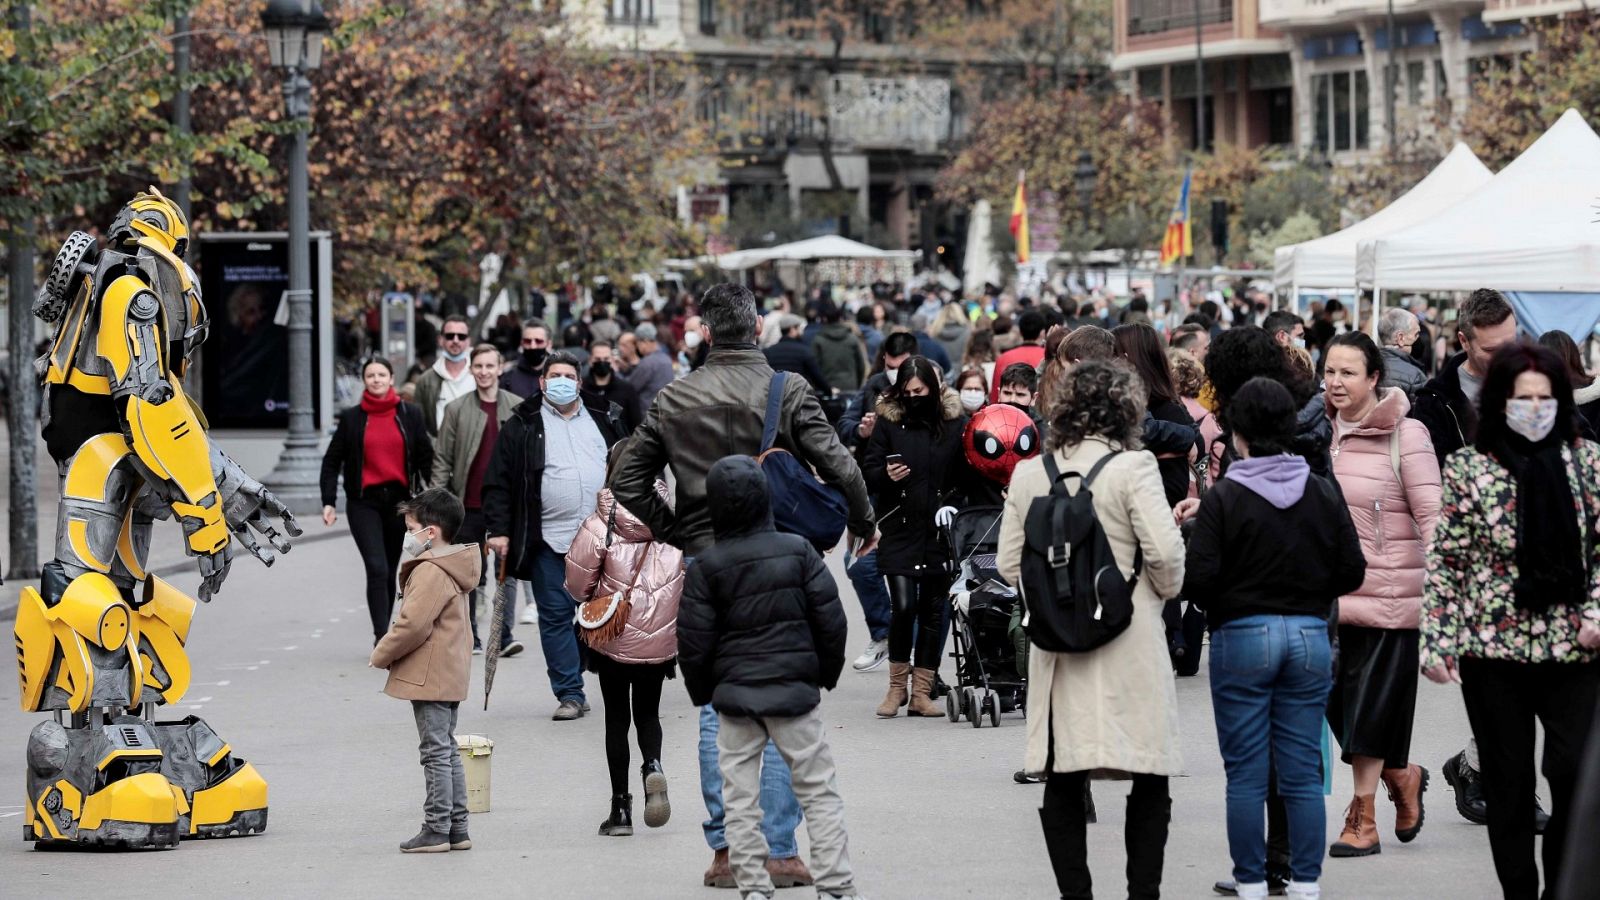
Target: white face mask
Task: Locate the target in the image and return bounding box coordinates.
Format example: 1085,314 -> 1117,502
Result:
959,389 -> 985,412
1505,398 -> 1558,442
885,367 -> 899,385
684,330 -> 703,349
402,527 -> 434,558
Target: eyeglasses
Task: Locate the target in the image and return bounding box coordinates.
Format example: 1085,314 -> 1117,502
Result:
521,338 -> 548,348
442,332 -> 470,342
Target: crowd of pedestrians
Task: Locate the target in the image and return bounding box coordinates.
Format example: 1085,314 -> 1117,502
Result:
328,277 -> 1600,899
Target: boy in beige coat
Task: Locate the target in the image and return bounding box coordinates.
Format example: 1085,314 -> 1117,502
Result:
370,488 -> 482,853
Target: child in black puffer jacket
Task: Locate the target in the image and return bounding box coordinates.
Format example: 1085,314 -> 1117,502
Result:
677,455 -> 863,900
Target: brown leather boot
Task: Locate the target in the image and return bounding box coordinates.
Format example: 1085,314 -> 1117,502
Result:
765,855 -> 815,887
908,667 -> 943,717
703,847 -> 735,888
1381,764 -> 1429,843
876,661 -> 910,718
1329,794 -> 1381,857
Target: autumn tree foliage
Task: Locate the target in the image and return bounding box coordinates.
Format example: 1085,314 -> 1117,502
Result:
1456,13 -> 1600,169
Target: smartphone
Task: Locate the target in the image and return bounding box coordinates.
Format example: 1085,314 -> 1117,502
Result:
885,453 -> 903,465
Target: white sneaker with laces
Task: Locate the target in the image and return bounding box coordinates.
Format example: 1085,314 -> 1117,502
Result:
519,608 -> 538,625
852,638 -> 888,671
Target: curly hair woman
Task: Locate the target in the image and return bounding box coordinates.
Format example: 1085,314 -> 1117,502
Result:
997,359 -> 1187,899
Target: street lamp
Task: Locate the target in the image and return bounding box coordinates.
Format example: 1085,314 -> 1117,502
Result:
1074,149 -> 1098,290
259,0 -> 332,514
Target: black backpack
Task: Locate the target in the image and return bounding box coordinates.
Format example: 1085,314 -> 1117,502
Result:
1020,452 -> 1142,653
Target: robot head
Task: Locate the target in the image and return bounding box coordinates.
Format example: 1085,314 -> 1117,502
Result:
964,403 -> 1040,485
110,187 -> 189,258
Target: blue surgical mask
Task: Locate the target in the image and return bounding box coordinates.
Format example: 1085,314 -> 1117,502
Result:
545,376 -> 580,406
441,347 -> 469,363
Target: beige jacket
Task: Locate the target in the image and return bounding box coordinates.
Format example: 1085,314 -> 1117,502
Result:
370,543 -> 481,702
430,390 -> 521,498
998,437 -> 1188,776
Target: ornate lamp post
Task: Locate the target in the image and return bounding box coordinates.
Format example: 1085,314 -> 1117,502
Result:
258,0 -> 332,513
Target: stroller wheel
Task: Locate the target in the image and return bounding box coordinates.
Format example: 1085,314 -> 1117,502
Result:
987,692 -> 1001,728
966,688 -> 982,729
945,687 -> 961,722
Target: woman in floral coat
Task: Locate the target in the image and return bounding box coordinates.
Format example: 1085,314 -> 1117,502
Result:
1422,341 -> 1600,900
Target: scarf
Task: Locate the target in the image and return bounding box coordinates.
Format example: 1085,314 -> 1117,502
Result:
1502,435 -> 1588,613
361,387 -> 400,416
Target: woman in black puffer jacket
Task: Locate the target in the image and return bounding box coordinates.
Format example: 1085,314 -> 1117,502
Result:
862,356 -> 973,719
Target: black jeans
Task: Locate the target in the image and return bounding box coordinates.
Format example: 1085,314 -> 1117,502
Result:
595,654 -> 667,797
1040,771 -> 1171,899
886,573 -> 951,668
1459,657 -> 1599,900
347,483 -> 407,643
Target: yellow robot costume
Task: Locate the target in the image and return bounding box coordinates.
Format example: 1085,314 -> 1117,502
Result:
14,188 -> 301,850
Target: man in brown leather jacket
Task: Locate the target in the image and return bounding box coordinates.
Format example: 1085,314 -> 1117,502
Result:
611,282 -> 876,891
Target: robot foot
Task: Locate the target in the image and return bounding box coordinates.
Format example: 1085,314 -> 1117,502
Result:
24,721 -> 182,850
143,715 -> 268,839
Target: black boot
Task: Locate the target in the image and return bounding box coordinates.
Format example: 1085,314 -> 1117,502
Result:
1125,782 -> 1172,900
1039,804 -> 1092,900
598,793 -> 633,837
1084,780 -> 1097,825
1442,750 -> 1487,825
641,760 -> 670,828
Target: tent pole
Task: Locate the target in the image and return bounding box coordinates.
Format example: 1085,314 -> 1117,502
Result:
1292,282 -> 1300,316
1372,286 -> 1382,339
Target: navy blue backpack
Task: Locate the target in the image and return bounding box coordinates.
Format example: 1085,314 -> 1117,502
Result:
758,372 -> 850,552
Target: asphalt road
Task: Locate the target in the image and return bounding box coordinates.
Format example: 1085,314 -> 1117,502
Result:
1,529 -> 1518,898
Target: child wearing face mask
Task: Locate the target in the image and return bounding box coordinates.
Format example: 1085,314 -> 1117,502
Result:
370,488 -> 483,854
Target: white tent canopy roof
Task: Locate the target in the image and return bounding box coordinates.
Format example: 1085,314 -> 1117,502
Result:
1274,143 -> 1492,289
1356,109 -> 1600,292
716,235 -> 917,271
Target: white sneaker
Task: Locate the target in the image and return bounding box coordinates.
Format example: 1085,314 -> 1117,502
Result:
1285,882 -> 1320,899
519,608 -> 538,625
852,638 -> 888,671
1234,883 -> 1270,900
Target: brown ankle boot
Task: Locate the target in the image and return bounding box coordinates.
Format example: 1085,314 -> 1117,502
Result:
703,847 -> 734,888
908,667 -> 943,717
876,661 -> 910,718
1381,764 -> 1429,843
1329,794 -> 1381,857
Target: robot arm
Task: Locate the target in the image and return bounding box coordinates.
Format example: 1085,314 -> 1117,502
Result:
210,448 -> 301,567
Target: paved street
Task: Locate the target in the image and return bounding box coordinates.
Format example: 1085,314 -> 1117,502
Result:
2,525 -> 1518,898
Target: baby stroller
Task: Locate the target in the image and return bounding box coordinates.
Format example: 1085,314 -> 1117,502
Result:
941,506 -> 1025,729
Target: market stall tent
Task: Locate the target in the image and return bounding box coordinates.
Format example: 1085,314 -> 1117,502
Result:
715,235 -> 917,271
1274,143 -> 1491,292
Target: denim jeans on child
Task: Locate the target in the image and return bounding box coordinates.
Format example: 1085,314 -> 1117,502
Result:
1209,614 -> 1333,886
412,700 -> 468,835
699,704 -> 802,857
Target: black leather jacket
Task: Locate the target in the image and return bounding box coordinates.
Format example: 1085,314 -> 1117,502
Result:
319,401 -> 433,507
612,343 -> 875,557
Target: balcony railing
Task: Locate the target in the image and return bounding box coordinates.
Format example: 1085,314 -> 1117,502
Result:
1128,0 -> 1233,35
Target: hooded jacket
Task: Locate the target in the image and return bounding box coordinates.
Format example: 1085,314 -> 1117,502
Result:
676,456 -> 848,717
564,484 -> 685,665
862,387 -> 971,576
811,322 -> 867,393
933,319 -> 971,372
1327,387 -> 1441,629
1410,352 -> 1479,467
1183,452 -> 1367,630
370,543 -> 482,702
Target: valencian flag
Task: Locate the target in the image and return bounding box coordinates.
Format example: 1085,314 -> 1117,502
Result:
1010,170 -> 1029,265
1159,165 -> 1193,266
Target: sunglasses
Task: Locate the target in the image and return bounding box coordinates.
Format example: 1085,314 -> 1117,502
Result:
442,332 -> 470,341
521,338 -> 548,347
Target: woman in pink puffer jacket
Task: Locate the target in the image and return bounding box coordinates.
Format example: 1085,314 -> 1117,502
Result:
1322,332 -> 1441,859
565,476 -> 684,839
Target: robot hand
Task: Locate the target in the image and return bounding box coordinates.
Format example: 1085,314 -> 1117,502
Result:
195,538 -> 233,603
214,451 -> 302,566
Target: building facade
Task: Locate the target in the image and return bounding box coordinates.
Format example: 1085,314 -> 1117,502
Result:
1113,0 -> 1540,158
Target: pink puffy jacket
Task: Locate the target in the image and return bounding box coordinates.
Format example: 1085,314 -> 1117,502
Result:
1182,396 -> 1223,497
1328,387 -> 1441,629
564,484 -> 684,665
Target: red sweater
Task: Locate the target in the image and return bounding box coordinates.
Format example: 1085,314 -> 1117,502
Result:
989,344 -> 1046,401
360,389 -> 408,489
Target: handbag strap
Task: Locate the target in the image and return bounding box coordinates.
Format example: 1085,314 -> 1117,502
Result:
761,371 -> 786,454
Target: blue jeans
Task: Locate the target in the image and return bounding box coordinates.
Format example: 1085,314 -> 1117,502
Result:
698,705 -> 802,857
529,541 -> 586,704
1209,614 -> 1333,885
845,551 -> 891,642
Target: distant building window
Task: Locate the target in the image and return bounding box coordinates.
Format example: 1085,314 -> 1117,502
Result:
609,0 -> 655,25
1312,69 -> 1369,153
700,0 -> 717,35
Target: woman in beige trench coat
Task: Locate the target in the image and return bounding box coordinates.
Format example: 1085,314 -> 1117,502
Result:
998,359 -> 1188,900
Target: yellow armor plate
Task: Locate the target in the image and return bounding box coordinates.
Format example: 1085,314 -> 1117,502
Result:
78,772 -> 179,830
125,380 -> 228,556
189,763 -> 267,832
62,433 -> 133,502
135,575 -> 195,705
31,780 -> 83,840
96,275 -> 155,384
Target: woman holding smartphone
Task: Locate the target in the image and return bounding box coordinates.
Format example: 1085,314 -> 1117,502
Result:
863,356 -> 973,719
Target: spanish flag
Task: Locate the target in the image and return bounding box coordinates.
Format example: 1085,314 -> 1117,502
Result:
1010,170 -> 1029,265
1159,165 -> 1193,267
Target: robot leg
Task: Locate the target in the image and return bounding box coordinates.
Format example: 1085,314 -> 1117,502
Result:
15,573 -> 182,849
133,574 -> 269,839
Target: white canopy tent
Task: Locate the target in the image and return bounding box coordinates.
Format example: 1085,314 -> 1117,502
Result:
1356,109 -> 1600,295
1274,143 -> 1492,314
715,235 -> 917,271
